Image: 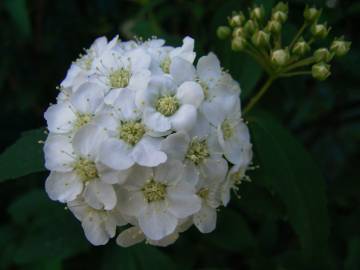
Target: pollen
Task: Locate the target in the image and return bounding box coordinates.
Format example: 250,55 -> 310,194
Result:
74,158 -> 98,181
109,68 -> 131,88
197,188 -> 209,199
185,138 -> 210,165
221,120 -> 234,140
142,179 -> 167,203
155,96 -> 180,116
198,80 -> 210,100
119,121 -> 146,146
160,56 -> 171,73
76,53 -> 93,71
74,113 -> 92,129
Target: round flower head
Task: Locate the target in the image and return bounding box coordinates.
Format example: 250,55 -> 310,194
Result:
43,35 -> 252,247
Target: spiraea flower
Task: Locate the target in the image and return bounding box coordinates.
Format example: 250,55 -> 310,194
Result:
43,35 -> 252,247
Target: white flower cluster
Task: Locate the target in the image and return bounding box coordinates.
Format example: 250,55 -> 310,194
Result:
43,35 -> 252,247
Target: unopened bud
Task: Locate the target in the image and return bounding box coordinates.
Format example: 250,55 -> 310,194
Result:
244,19 -> 258,35
232,27 -> 245,38
250,5 -> 265,22
314,48 -> 332,62
272,11 -> 288,23
312,62 -> 331,81
266,20 -> 282,34
330,37 -> 351,57
273,2 -> 288,13
251,30 -> 270,47
217,26 -> 231,39
271,49 -> 290,66
311,23 -> 331,39
292,38 -> 310,55
304,6 -> 321,22
228,13 -> 246,27
232,37 -> 247,51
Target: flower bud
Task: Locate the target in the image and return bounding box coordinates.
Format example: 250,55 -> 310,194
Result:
266,20 -> 282,34
244,19 -> 258,35
272,11 -> 288,23
304,6 -> 321,22
271,49 -> 290,66
312,62 -> 331,81
250,5 -> 265,22
217,26 -> 231,39
292,38 -> 310,55
232,37 -> 247,51
313,48 -> 332,62
251,30 -> 270,47
311,23 -> 331,39
228,12 -> 246,27
330,37 -> 351,57
273,2 -> 288,13
232,27 -> 245,38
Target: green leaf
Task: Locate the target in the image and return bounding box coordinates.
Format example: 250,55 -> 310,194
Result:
247,110 -> 329,259
206,208 -> 255,252
4,0 -> 31,38
345,237 -> 360,270
0,128 -> 46,182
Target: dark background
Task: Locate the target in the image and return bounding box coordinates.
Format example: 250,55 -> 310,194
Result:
0,0 -> 359,269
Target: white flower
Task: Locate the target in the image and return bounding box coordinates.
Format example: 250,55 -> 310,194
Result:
44,124 -> 117,210
95,88 -> 167,170
118,161 -> 201,240
68,197 -> 126,245
142,75 -> 203,133
217,102 -> 252,165
45,82 -> 105,135
161,131 -> 228,185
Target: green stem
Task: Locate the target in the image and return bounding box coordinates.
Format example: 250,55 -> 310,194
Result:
283,56 -> 316,72
244,76 -> 275,114
289,22 -> 308,49
279,70 -> 312,78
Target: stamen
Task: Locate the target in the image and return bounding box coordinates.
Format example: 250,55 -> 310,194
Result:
119,121 -> 146,146
155,96 -> 179,116
74,158 -> 98,181
109,68 -> 131,88
142,179 -> 167,203
185,138 -> 210,165
221,120 -> 234,140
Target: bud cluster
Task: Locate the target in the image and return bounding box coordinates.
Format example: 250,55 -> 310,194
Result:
217,2 -> 351,81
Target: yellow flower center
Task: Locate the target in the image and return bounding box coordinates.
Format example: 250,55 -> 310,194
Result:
74,158 -> 98,181
155,96 -> 180,116
231,171 -> 244,185
185,138 -> 210,165
160,56 -> 171,73
109,68 -> 131,88
142,179 -> 167,203
74,113 -> 92,129
197,188 -> 209,199
119,121 -> 146,146
76,53 -> 93,70
221,120 -> 234,140
198,80 -> 210,100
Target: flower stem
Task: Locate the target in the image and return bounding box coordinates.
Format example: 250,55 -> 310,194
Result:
279,70 -> 312,77
243,76 -> 275,114
289,22 -> 308,49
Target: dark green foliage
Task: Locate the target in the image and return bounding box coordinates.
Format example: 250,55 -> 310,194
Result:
0,0 -> 358,269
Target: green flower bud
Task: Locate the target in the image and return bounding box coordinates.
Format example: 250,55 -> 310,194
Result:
217,26 -> 231,39
304,6 -> 321,22
244,19 -> 258,35
251,30 -> 270,47
266,19 -> 282,34
311,23 -> 331,39
273,2 -> 288,13
312,62 -> 331,81
250,5 -> 265,22
271,49 -> 290,66
232,27 -> 245,38
228,12 -> 246,27
292,38 -> 310,55
232,37 -> 247,51
313,48 -> 332,62
272,11 -> 288,23
330,37 -> 351,57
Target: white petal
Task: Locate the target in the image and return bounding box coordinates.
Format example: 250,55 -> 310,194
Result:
160,132 -> 189,161
99,138 -> 134,170
154,159 -> 184,184
123,165 -> 153,190
70,82 -> 104,114
167,182 -> 201,218
176,81 -> 204,108
116,227 -> 145,247
82,212 -> 112,245
92,113 -> 118,133
44,135 -> 75,172
131,136 -> 167,167
97,163 -> 131,184
170,104 -> 197,132
112,88 -> 139,120
188,112 -> 211,138
200,158 -> 228,181
73,124 -> 108,160
148,232 -> 179,247
139,204 -> 177,241
126,48 -> 151,72
61,64 -> 82,88
44,102 -> 76,134
196,52 -> 221,82
45,171 -> 83,202
201,95 -> 238,126
193,204 -> 217,233
84,180 -> 117,210
118,189 -> 147,217
143,108 -> 171,132
170,57 -> 196,85
170,36 -> 196,63
183,160 -> 200,185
